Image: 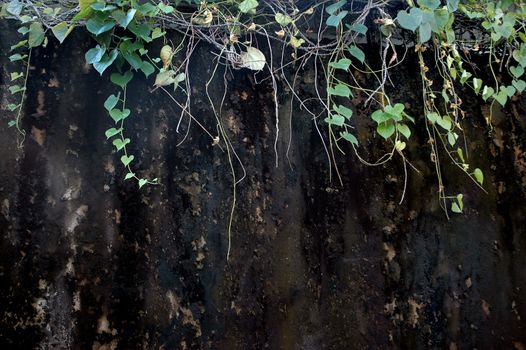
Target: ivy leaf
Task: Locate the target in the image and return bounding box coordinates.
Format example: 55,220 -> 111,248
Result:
447,131 -> 458,146
140,61 -> 155,78
472,78 -> 482,94
113,138 -> 130,151
494,88 -> 508,106
512,79 -> 526,93
138,179 -> 148,188
397,123 -> 411,139
110,71 -> 133,88
347,23 -> 368,35
112,8 -> 136,29
326,11 -> 348,27
324,115 -> 345,126
418,22 -> 432,43
327,83 -> 351,97
377,122 -> 395,139
238,0 -> 258,14
396,8 -> 422,31
347,45 -> 365,63
329,58 -> 352,70
28,22 -> 45,48
326,1 -> 347,15
473,168 -> 484,185
93,49 -> 118,75
436,115 -> 452,131
510,65 -> 524,79
124,172 -> 135,180
51,22 -> 73,43
447,0 -> 459,12
120,154 -> 134,167
482,86 -> 495,101
85,45 -> 106,64
333,105 -> 353,119
417,0 -> 441,10
371,110 -> 389,124
109,109 -> 131,123
275,13 -> 292,26
340,131 -> 358,146
6,0 -> 23,16
86,15 -> 115,36
451,202 -> 462,213
128,21 -> 152,42
105,127 -> 121,139
104,93 -> 120,111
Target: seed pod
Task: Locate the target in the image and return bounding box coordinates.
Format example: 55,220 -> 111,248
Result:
160,45 -> 173,69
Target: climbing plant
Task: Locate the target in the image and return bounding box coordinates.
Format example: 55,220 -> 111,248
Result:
1,0 -> 525,225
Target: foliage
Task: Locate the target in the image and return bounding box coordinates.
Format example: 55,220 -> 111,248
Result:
1,0 -> 525,220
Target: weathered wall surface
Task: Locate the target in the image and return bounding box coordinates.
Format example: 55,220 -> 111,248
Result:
1,22 -> 526,349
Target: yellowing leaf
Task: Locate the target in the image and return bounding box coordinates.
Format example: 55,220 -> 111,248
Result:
240,47 -> 266,71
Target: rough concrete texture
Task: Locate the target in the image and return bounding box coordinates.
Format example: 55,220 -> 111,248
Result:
1,23 -> 526,349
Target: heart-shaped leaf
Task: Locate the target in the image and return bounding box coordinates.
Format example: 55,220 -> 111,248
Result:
340,131 -> 358,146
85,45 -> 106,64
110,71 -> 133,88
377,122 -> 395,139
505,85 -> 516,97
510,65 -> 524,79
397,123 -> 411,139
104,93 -> 120,111
51,22 -> 73,43
112,8 -> 136,29
327,83 -> 351,97
324,115 -> 345,126
512,79 -> 526,93
473,168 -> 484,185
329,58 -> 352,70
347,45 -> 365,63
113,138 -> 130,151
105,127 -> 121,139
109,108 -> 131,123
436,115 -> 452,131
494,89 -> 508,106
396,8 -> 422,31
418,22 -> 432,43
93,49 -> 118,75
138,179 -> 148,188
395,140 -> 406,151
482,86 -> 495,101
124,172 -> 135,180
121,154 -> 134,167
86,15 -> 115,36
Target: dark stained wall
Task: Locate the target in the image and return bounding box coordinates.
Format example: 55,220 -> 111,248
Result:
1,22 -> 526,349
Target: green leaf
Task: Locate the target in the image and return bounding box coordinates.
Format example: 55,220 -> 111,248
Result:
112,8 -> 136,29
396,8 -> 422,31
10,39 -> 28,50
7,103 -> 19,111
505,85 -> 516,97
124,172 -> 135,180
275,13 -> 292,26
510,65 -> 524,79
482,86 -> 495,101
113,138 -> 130,151
333,105 -> 353,119
51,22 -> 73,43
460,70 -> 472,85
93,49 -> 118,75
397,123 -> 411,139
120,154 -> 134,167
151,27 -> 165,39
384,103 -> 404,120
418,22 -> 432,43
109,108 -> 131,123
324,115 -> 345,126
329,58 -> 352,70
140,61 -> 155,78
347,45 -> 365,63
86,15 -> 115,36
157,3 -> 174,14
326,11 -> 348,27
122,51 -> 142,70
85,45 -> 105,64
110,71 -> 133,88
436,115 -> 452,131
473,168 -> 484,185
377,122 -> 395,139
238,0 -> 258,14
512,79 -> 526,93
105,127 -> 121,139
494,89 -> 508,106
456,194 -> 464,211
104,94 -> 120,111
457,148 -> 465,162
451,202 -> 462,213
327,83 -> 351,97
433,8 -> 450,32
371,110 -> 389,124
128,21 -> 152,42
447,131 -> 458,146
9,54 -> 26,62
138,179 -> 148,188
347,23 -> 368,35
8,85 -> 25,94
417,0 -> 441,10
340,131 -> 358,145
447,0 -> 459,12
28,22 -> 45,48
326,0 -> 347,15
6,0 -> 23,16
472,78 -> 482,94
